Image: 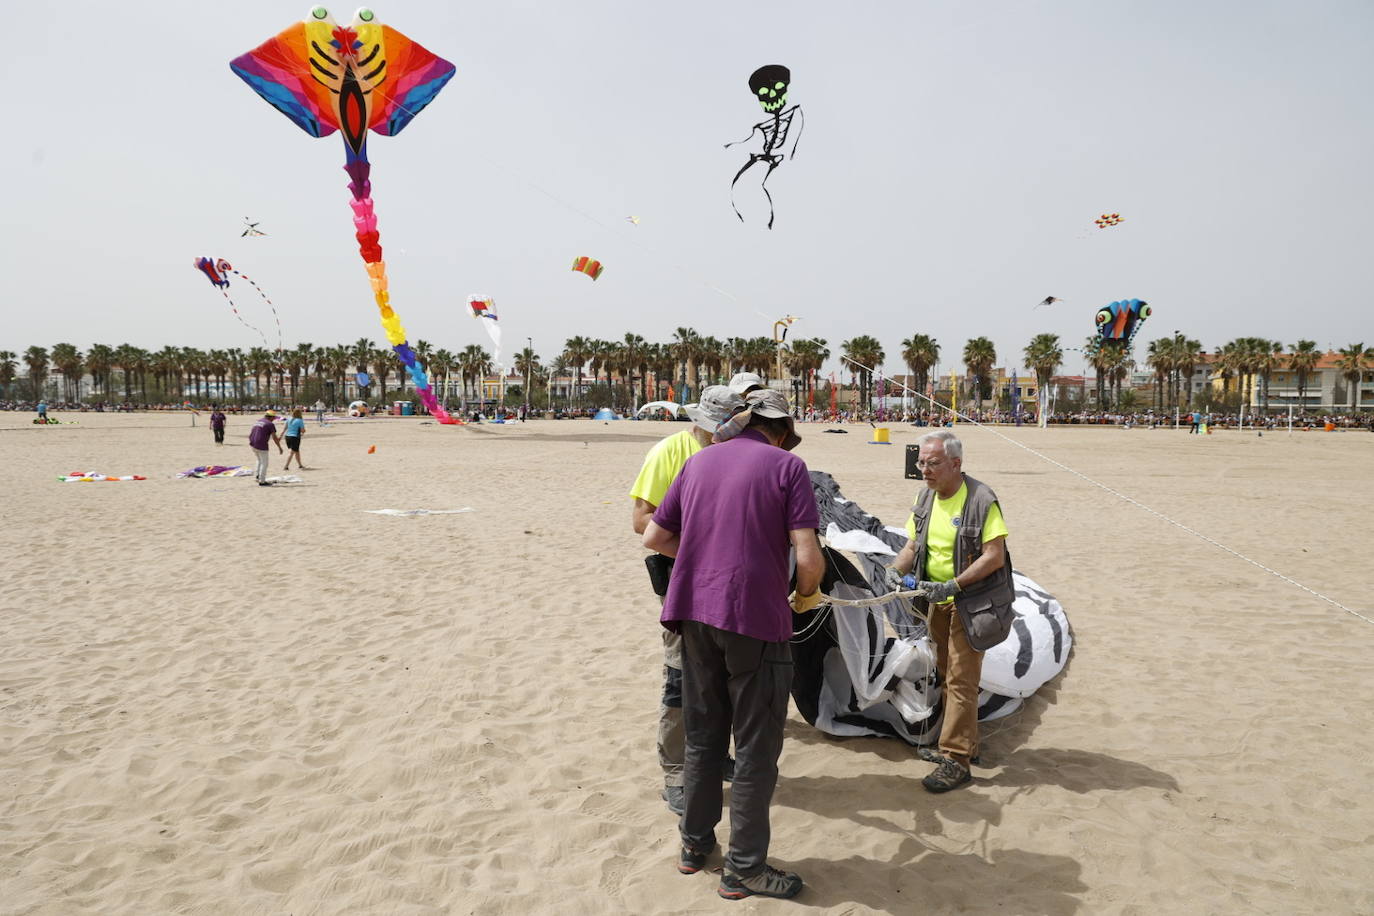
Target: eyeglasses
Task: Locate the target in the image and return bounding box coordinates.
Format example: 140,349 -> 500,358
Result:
915,458 -> 947,470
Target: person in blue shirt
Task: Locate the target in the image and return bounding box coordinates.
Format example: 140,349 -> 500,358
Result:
283,408 -> 307,470
36,400 -> 48,422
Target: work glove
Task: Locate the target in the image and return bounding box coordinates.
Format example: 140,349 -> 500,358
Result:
790,589 -> 824,615
883,566 -> 907,593
918,579 -> 961,604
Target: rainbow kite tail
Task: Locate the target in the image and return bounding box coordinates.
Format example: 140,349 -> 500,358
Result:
344,147 -> 457,424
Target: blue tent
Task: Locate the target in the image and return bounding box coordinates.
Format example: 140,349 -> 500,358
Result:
593,407 -> 621,421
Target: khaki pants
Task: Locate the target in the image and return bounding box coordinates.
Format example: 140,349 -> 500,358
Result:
659,629 -> 685,788
926,600 -> 983,768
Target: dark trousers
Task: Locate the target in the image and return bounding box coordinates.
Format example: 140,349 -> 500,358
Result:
679,621 -> 791,877
213,427 -> 225,443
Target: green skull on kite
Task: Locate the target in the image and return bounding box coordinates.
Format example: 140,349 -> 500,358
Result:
727,65 -> 804,229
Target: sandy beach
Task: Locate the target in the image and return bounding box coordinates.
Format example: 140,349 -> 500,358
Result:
2,412 -> 1371,915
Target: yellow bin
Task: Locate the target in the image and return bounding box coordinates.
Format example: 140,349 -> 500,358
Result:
870,427 -> 891,444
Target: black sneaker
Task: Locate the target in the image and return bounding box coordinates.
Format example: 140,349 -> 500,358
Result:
662,785 -> 685,815
718,864 -> 803,900
678,843 -> 713,875
922,756 -> 972,793
917,746 -> 980,766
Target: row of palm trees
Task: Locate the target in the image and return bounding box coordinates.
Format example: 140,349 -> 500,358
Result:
4,332 -> 1369,413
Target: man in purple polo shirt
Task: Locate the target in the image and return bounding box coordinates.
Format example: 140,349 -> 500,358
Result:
248,410 -> 283,486
643,389 -> 823,901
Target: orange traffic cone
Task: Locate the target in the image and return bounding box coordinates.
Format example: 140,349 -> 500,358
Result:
367,445 -> 376,454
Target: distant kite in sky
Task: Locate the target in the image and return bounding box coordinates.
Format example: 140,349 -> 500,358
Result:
625,216 -> 640,226
193,257 -> 283,353
1035,296 -> 1061,309
1094,212 -> 1125,228
571,256 -> 603,281
230,7 -> 460,424
1096,298 -> 1150,347
241,218 -> 267,237
468,294 -> 502,365
726,64 -> 804,229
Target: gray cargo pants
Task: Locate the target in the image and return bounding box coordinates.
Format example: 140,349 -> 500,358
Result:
678,620 -> 791,878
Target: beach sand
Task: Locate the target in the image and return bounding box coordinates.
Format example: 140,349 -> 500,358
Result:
2,411 -> 1372,914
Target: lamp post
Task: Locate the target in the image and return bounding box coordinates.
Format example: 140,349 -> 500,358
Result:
773,315 -> 799,409
525,336 -> 533,418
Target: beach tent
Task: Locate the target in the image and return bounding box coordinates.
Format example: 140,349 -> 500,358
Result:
635,401 -> 686,419
592,407 -> 621,420
792,471 -> 1072,745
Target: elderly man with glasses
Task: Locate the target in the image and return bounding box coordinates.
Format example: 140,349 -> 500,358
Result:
887,430 -> 1015,792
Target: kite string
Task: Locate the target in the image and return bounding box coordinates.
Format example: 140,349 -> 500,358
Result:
230,270 -> 284,354
837,354 -> 1374,629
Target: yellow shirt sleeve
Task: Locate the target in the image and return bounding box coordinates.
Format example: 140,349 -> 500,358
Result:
982,502 -> 1008,542
628,431 -> 701,506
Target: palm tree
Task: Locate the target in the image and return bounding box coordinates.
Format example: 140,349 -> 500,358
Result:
1023,334 -> 1062,426
23,346 -> 50,401
0,350 -> 17,399
50,343 -> 83,403
350,338 -> 373,400
430,348 -> 457,407
1175,338 -> 1203,410
85,344 -> 114,399
961,337 -> 996,413
1335,343 -> 1371,412
1086,338 -> 1113,408
1106,347 -> 1133,408
840,335 -> 885,410
787,337 -> 829,405
1146,338 -> 1172,412
458,344 -> 491,407
1253,339 -> 1283,414
562,336 -> 591,407
622,333 -> 649,406
1287,340 -> 1320,413
671,327 -> 702,397
900,334 -> 940,405
370,345 -> 392,401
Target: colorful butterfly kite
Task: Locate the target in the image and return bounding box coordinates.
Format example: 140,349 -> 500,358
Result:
193,257 -> 283,353
230,6 -> 459,424
1094,212 -> 1125,228
1095,298 -> 1151,347
468,294 -> 502,365
571,256 -> 603,281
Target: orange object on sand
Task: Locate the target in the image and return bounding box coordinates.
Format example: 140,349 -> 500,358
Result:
368,445 -> 377,454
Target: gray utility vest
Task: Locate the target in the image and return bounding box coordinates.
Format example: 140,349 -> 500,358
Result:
910,474 -> 1015,651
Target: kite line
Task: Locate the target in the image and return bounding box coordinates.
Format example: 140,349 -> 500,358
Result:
837,354 -> 1374,630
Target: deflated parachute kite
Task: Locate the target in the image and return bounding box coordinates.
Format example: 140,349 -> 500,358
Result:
468,294 -> 502,365
1096,298 -> 1150,347
193,257 -> 283,352
230,6 -> 459,424
571,256 -> 603,281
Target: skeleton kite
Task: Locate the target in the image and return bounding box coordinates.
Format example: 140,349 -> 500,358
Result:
726,65 -> 804,229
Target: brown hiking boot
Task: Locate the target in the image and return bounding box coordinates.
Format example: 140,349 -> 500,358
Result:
922,756 -> 972,793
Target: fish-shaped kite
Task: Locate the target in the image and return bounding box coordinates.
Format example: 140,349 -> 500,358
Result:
230,7 -> 459,424
1095,298 -> 1151,346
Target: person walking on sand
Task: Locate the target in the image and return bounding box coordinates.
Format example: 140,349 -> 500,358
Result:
283,408 -> 307,470
630,386 -> 745,816
643,389 -> 823,901
249,410 -> 283,485
210,406 -> 227,445
886,429 -> 1014,793
314,399 -> 326,426
36,399 -> 48,422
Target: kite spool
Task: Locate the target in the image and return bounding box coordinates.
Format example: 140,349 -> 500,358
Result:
869,427 -> 891,445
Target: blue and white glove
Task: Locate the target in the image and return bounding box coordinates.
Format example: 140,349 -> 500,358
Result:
919,579 -> 961,604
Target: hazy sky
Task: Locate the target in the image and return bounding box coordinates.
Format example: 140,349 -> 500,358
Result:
5,0 -> 1372,377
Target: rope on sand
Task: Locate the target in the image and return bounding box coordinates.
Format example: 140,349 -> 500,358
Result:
833,354 -> 1374,630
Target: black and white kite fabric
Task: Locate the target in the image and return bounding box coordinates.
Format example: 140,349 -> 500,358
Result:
792,472 -> 1072,745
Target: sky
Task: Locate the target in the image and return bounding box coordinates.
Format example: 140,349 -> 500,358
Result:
4,0 -> 1373,378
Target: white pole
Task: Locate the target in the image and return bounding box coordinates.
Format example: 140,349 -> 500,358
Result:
1288,404 -> 1293,434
